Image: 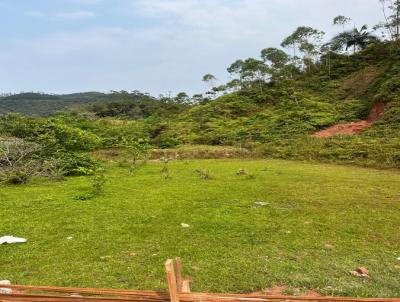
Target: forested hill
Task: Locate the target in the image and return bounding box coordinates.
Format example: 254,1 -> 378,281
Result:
0,92 -> 105,116
0,91 -> 155,116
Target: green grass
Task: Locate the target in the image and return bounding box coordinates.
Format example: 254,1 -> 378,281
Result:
1,159 -> 400,297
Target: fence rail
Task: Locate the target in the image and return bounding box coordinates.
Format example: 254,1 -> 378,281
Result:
1,258 -> 399,302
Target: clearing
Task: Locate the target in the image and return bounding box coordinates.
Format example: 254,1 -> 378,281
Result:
0,159 -> 400,297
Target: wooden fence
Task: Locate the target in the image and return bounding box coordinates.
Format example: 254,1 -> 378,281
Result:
1,258 -> 399,302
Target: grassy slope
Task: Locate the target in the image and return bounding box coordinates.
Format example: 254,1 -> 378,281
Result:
1,159 -> 400,296
161,46 -> 399,168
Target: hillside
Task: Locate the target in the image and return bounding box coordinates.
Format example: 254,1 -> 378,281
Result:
0,42 -> 399,169
0,91 -> 155,116
144,42 -> 400,167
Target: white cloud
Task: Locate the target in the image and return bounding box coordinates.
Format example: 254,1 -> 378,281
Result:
5,0 -> 385,94
132,0 -> 382,41
131,0 -> 267,38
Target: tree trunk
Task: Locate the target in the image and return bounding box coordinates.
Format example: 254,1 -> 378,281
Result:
397,3 -> 399,40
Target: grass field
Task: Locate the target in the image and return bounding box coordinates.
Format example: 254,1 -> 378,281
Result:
1,159 -> 400,297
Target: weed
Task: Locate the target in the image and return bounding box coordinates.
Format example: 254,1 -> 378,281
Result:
194,169 -> 212,180
74,168 -> 107,200
161,158 -> 170,179
91,169 -> 107,195
236,168 -> 247,175
246,173 -> 256,179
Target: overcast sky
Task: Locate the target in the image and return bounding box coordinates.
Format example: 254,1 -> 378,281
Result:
0,0 -> 383,96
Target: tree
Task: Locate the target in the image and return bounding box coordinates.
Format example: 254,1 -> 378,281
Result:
226,79 -> 241,92
191,94 -> 208,104
281,26 -> 325,69
202,73 -> 216,83
227,59 -> 244,76
211,85 -> 228,97
202,73 -> 217,90
333,15 -> 352,30
320,42 -> 335,77
375,0 -> 400,40
261,47 -> 290,69
174,92 -> 190,104
260,47 -> 291,80
331,25 -> 378,53
227,58 -> 269,91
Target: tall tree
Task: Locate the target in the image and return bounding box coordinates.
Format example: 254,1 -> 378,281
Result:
260,47 -> 291,80
261,48 -> 290,69
227,58 -> 269,91
281,26 -> 325,69
175,92 -> 190,104
202,74 -> 217,85
331,25 -> 378,53
333,15 -> 352,30
375,0 -> 400,40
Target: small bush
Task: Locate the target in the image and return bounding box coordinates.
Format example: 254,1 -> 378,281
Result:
73,167 -> 107,200
0,140 -> 40,185
161,159 -> 171,179
236,168 -> 247,175
194,169 -> 212,180
91,169 -> 107,194
0,170 -> 30,185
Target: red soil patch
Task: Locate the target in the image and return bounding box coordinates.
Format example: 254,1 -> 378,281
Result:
313,102 -> 385,138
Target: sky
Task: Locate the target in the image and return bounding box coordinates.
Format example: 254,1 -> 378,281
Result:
0,0 -> 384,96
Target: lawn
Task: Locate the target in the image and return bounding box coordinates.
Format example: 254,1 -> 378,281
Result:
0,159 -> 400,297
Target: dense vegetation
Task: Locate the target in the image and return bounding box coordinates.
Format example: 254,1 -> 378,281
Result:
1,4 -> 400,186
0,92 -> 109,116
4,43 -> 398,171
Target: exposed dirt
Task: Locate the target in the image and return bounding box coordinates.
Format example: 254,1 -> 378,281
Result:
313,102 -> 385,138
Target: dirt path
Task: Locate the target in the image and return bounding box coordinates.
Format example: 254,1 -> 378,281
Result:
313,102 -> 385,138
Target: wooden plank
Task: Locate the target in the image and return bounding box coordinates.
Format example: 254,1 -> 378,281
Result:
1,289 -> 400,302
178,292 -> 400,302
0,293 -> 166,302
164,259 -> 179,302
181,280 -> 190,294
174,258 -> 183,293
1,285 -> 167,299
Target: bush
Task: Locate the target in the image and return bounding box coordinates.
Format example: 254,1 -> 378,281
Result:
0,139 -> 100,185
0,170 -> 31,185
0,140 -> 40,184
56,152 -> 98,176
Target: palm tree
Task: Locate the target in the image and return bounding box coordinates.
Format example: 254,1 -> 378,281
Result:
331,25 -> 378,53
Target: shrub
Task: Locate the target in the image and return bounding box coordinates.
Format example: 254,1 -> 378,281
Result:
91,168 -> 107,195
194,169 -> 212,180
73,167 -> 108,200
0,139 -> 99,185
161,158 -> 171,179
0,170 -> 31,185
0,140 -> 40,184
57,152 -> 98,176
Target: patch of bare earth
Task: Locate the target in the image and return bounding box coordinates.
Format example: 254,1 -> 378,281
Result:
313,102 -> 385,138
